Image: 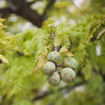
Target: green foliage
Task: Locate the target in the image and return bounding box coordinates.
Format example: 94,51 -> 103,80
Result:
0,12 -> 105,105
68,75 -> 104,105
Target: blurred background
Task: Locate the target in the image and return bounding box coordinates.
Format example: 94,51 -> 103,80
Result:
0,0 -> 105,105
0,0 -> 104,34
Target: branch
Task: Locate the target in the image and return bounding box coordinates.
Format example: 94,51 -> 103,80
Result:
43,0 -> 56,16
3,0 -> 45,27
15,7 -> 44,27
51,32 -> 58,51
32,82 -> 84,101
0,0 -> 56,27
0,60 -> 2,64
90,29 -> 105,41
0,7 -> 13,17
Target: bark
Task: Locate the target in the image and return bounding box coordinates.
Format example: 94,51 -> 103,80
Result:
0,0 -> 56,27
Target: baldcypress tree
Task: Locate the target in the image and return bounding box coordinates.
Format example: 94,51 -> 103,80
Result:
0,0 -> 105,105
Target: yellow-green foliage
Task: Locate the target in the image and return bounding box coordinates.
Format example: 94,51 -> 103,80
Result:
0,14 -> 105,105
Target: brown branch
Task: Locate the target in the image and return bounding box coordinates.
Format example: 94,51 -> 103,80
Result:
15,6 -> 44,27
0,0 -> 56,27
90,29 -> 105,41
0,7 -> 13,17
1,0 -> 45,27
32,82 -> 84,101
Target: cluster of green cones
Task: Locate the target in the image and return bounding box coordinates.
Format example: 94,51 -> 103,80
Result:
42,51 -> 78,86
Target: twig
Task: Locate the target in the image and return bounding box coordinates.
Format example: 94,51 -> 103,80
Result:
90,29 -> 105,41
32,81 -> 84,101
51,32 -> 58,51
17,51 -> 24,56
1,0 -> 44,27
